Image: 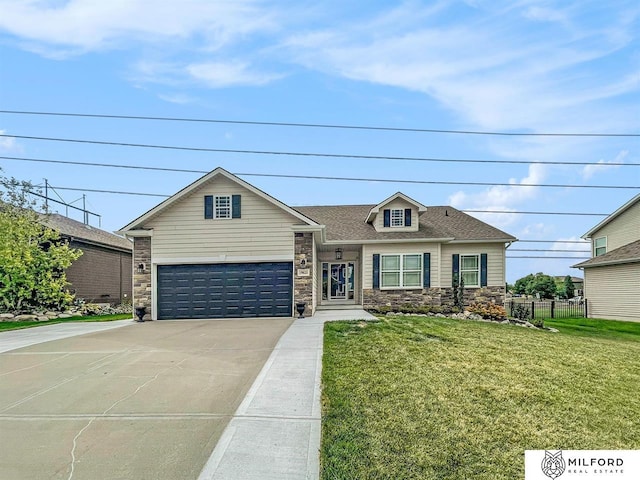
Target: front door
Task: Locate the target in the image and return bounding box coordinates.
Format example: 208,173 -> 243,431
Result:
330,263 -> 347,300
323,262 -> 355,302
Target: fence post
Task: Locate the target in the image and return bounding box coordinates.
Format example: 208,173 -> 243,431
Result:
584,299 -> 588,318
531,302 -> 535,319
551,300 -> 555,319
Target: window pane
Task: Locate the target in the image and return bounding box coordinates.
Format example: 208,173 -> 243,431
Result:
391,209 -> 404,227
462,271 -> 478,286
382,255 -> 400,270
403,254 -> 422,271
595,237 -> 606,247
461,255 -> 478,269
382,272 -> 400,287
403,272 -> 421,287
595,246 -> 606,256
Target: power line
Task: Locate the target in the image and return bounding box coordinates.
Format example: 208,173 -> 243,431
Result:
509,249 -> 590,252
464,209 -> 606,216
517,240 -> 589,243
1,156 -> 633,203
507,256 -> 590,259
1,137 -> 638,168
1,109 -> 638,137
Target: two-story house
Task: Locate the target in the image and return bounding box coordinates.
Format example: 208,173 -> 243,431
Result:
573,193 -> 640,321
117,168 -> 516,320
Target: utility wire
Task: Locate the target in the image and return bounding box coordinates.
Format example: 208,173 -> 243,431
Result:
509,249 -> 590,252
507,256 -> 590,259
1,137 -> 637,168
517,240 -> 589,243
1,110 -> 638,137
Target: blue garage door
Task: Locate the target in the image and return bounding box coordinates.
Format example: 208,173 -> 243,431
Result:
157,262 -> 293,319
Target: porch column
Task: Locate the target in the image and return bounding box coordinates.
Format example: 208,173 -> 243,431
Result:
294,232 -> 314,316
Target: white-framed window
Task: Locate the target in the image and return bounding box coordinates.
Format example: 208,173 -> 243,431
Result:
381,254 -> 422,288
390,209 -> 405,227
594,237 -> 607,256
215,195 -> 231,219
460,254 -> 479,287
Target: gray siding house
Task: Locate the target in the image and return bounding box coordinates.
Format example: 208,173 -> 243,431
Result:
573,193 -> 640,322
117,168 -> 516,320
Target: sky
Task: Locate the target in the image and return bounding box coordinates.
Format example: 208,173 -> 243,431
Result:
0,0 -> 638,283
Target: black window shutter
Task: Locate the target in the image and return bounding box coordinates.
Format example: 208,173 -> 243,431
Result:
423,253 -> 430,288
480,253 -> 488,287
383,209 -> 390,227
405,208 -> 412,227
204,195 -> 213,219
452,254 -> 460,286
232,195 -> 241,218
373,254 -> 380,289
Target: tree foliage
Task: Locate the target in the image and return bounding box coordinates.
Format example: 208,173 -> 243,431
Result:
0,173 -> 82,312
561,275 -> 575,299
513,272 -> 557,299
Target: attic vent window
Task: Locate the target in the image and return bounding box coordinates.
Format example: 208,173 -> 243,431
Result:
390,209 -> 404,227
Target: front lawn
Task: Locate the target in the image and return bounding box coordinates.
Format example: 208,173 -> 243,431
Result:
322,316 -> 640,480
0,313 -> 132,332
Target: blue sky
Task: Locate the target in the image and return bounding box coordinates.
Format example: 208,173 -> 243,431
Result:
0,0 -> 638,283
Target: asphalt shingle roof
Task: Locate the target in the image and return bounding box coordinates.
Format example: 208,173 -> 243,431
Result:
573,239 -> 640,268
43,214 -> 132,251
293,205 -> 516,242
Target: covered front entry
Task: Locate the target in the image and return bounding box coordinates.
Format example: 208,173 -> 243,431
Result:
322,262 -> 355,302
157,262 -> 293,319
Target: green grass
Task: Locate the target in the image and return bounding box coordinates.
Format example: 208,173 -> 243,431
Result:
321,316 -> 640,480
545,317 -> 640,341
0,313 -> 132,332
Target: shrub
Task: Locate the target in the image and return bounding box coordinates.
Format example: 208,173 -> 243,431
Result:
511,303 -> 531,322
466,302 -> 507,321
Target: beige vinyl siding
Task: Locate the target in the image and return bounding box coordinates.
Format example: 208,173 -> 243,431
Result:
584,262 -> 640,322
144,175 -> 303,260
591,202 -> 640,253
441,243 -> 505,287
373,199 -> 419,233
362,243 -> 439,289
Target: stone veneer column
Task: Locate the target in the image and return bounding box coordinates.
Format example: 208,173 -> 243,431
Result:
294,232 -> 314,316
133,236 -> 152,320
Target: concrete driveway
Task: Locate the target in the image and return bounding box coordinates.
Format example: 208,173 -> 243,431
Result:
0,318 -> 292,480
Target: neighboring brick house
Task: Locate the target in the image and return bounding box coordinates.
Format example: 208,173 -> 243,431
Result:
43,214 -> 133,304
117,168 -> 516,320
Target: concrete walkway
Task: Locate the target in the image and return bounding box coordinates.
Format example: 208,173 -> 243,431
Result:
198,308 -> 377,480
0,319 -> 134,353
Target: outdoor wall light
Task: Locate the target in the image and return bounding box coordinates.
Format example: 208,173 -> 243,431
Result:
137,263 -> 145,274
335,248 -> 343,260
300,257 -> 307,268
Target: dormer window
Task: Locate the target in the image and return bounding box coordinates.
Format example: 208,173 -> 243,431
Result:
383,208 -> 412,228
391,209 -> 404,227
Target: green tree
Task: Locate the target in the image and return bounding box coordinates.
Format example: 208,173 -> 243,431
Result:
0,173 -> 82,312
562,275 -> 575,299
513,274 -> 534,295
525,272 -> 557,299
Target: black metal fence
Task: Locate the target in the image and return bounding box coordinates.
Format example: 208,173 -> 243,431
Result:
506,299 -> 587,320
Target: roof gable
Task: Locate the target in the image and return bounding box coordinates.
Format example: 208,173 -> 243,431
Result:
582,193 -> 640,239
117,167 -> 318,232
365,192 -> 428,224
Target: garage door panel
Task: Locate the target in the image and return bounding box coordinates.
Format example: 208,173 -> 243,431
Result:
157,262 -> 293,319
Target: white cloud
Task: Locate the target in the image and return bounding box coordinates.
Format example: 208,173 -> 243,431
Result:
157,92 -> 197,105
0,129 -> 20,152
582,150 -> 628,179
0,0 -> 274,56
186,61 -> 283,88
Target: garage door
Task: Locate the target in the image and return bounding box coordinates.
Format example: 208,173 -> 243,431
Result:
157,262 -> 293,319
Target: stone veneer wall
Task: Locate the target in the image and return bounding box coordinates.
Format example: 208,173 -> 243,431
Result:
294,232 -> 314,316
363,286 -> 506,310
133,236 -> 152,320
